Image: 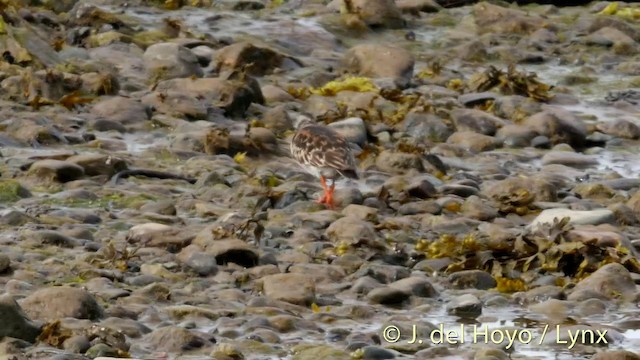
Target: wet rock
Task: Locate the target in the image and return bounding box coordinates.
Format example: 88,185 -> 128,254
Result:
461,195 -> 498,221
388,277 -> 437,297
215,42 -> 294,76
528,208 -> 615,231
27,230 -> 78,248
328,117 -> 367,147
28,160 -> 84,183
341,204 -> 378,222
142,91 -> 208,119
448,270 -> 496,290
396,0 -> 441,13
0,180 -> 32,203
528,298 -> 569,321
473,2 -> 544,34
523,110 -> 587,148
450,109 -> 504,136
0,254 -> 10,274
66,154 -> 128,177
143,326 -> 209,353
586,27 -> 635,48
339,0 -> 405,29
568,263 -> 636,302
325,217 -> 377,244
495,124 -> 538,148
127,223 -> 191,252
401,111 -> 453,143
367,286 -> 410,305
446,294 -> 482,318
143,42 -> 203,81
375,150 -> 423,174
91,96 -> 150,130
261,85 -> 295,104
177,245 -> 219,277
21,286 -> 103,321
0,294 -> 41,343
591,350 -> 640,360
596,119 -> 640,140
341,44 -> 414,86
291,344 -> 351,360
153,77 -> 264,117
140,200 -> 177,216
483,177 -> 557,207
406,178 -> 438,199
516,285 -> 564,304
261,105 -> 293,134
352,264 -> 410,284
260,273 -> 316,306
361,345 -> 397,359
446,131 -> 501,153
541,151 -> 598,168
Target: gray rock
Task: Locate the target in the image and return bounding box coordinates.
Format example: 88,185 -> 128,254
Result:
261,273 -> 316,306
29,160 -> 84,183
446,294 -> 482,318
446,131 -> 501,153
495,124 -> 538,148
337,0 -> 405,29
388,277 -> 437,297
143,43 -> 203,81
0,294 -> 41,343
177,245 -> 219,277
91,96 -> 151,129
341,44 -> 413,86
596,119 -> 640,140
450,109 -> 504,136
461,196 -> 498,221
401,111 -> 453,143
341,204 -> 378,222
28,230 -> 78,248
0,254 -> 10,273
586,27 -> 635,47
367,286 -> 410,305
375,150 -> 423,174
448,270 -> 497,290
143,326 -> 209,353
458,92 -> 498,106
568,263 -> 636,302
406,177 -> 438,199
361,345 -> 397,359
541,151 -> 598,168
326,217 -> 377,244
66,154 -> 128,177
528,208 -> 615,231
328,117 -> 368,147
523,109 -> 587,148
20,286 -> 103,321
590,350 -> 640,360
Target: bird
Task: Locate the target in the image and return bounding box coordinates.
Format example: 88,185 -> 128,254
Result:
290,118 -> 359,209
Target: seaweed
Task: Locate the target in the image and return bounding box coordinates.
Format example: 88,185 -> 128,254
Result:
468,64 -> 553,102
416,217 -> 640,292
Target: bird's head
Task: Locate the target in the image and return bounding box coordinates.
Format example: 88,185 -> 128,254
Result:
293,114 -> 314,130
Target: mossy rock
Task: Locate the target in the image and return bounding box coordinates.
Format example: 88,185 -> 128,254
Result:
0,180 -> 32,203
292,344 -> 351,360
132,30 -> 171,50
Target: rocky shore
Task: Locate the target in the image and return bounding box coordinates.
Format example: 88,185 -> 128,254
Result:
1,0 -> 640,359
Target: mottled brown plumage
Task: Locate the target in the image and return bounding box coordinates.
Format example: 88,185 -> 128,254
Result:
291,120 -> 359,208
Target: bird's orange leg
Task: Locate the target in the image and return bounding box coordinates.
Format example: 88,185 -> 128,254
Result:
316,176 -> 329,205
325,181 -> 336,209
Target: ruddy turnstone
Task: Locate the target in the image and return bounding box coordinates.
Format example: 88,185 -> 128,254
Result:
291,118 -> 359,209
